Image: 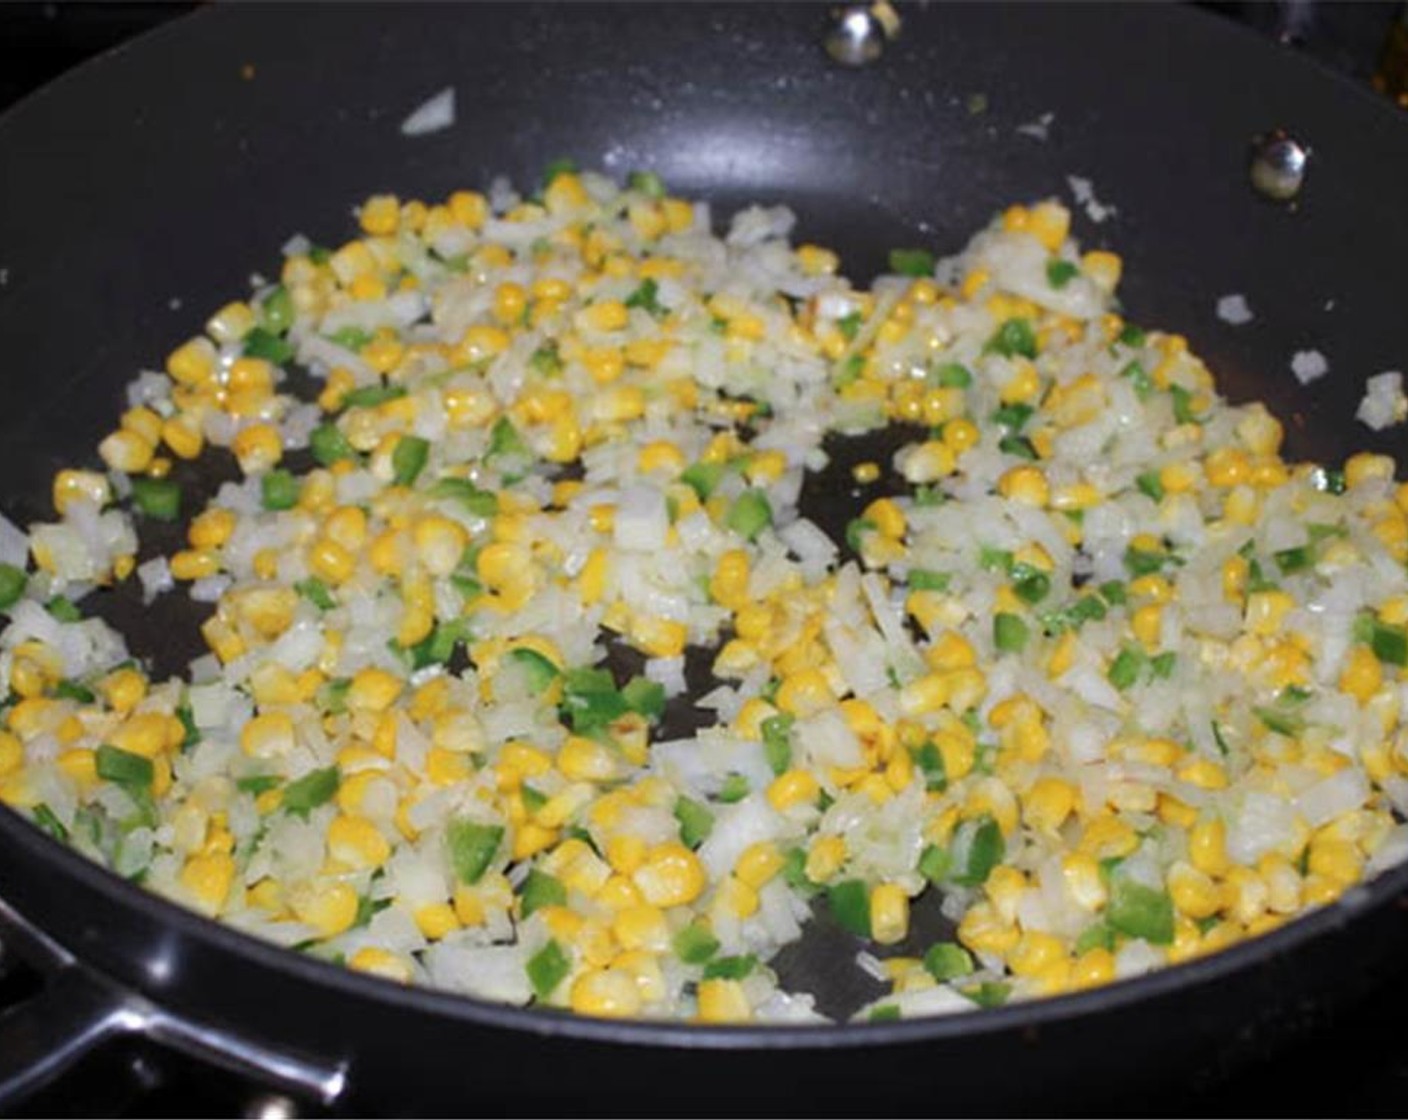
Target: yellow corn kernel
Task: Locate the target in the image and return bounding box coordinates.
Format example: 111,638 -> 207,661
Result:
1071,947 -> 1116,991
1131,603 -> 1164,648
1081,250 -> 1122,293
179,852 -> 236,917
863,497 -> 907,540
611,904 -> 669,953
1028,201 -> 1071,251
1167,860 -> 1221,920
775,668 -> 833,717
957,900 -> 1020,957
326,814 -> 391,870
696,978 -> 751,1023
98,428 -> 155,474
1177,757 -> 1228,791
410,515 -> 468,579
767,768 -> 821,811
240,712 -> 295,758
899,672 -> 951,718
230,424 -> 282,474
557,736 -> 619,784
1009,931 -> 1067,977
1078,815 -> 1139,860
51,469 -> 111,515
108,712 -> 173,759
206,300 -> 257,344
97,667 -> 147,715
1339,644 -> 1382,704
805,835 -> 847,883
347,947 -> 412,983
346,667 -> 404,713
715,875 -> 760,919
1244,589 -> 1294,637
290,881 -> 359,939
1189,817 -> 1230,877
869,883 -> 910,945
167,335 -> 217,384
569,968 -> 643,1019
1308,837 -> 1363,888
796,244 -> 839,276
997,465 -> 1049,507
732,842 -> 784,891
632,842 -> 707,908
582,300 -> 630,333
1022,776 -> 1076,834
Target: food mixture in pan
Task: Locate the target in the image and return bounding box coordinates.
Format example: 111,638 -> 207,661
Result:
2,167 -> 1405,1023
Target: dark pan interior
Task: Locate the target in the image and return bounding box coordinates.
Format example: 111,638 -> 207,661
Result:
2,1 -> 1408,1108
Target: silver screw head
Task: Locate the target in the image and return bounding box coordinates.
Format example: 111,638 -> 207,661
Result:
242,1092 -> 300,1120
1250,130 -> 1309,201
825,6 -> 886,67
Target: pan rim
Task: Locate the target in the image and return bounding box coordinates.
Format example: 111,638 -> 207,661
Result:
3,797 -> 1404,1050
1,0 -> 1407,1061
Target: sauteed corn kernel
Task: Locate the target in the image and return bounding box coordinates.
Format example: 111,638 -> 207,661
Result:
4,166 -> 1406,1025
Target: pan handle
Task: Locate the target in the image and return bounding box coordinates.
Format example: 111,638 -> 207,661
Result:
0,894 -> 348,1111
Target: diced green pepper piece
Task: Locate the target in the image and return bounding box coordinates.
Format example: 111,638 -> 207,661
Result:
429,477 -> 497,517
1010,563 -> 1050,605
988,317 -> 1037,359
951,816 -> 1004,887
507,647 -> 560,695
703,954 -> 757,980
1371,621 -> 1408,667
260,469 -> 301,511
281,766 -> 340,818
622,676 -> 665,719
624,278 -> 663,316
674,921 -> 720,963
488,416 -> 529,459
342,383 -> 408,409
1106,876 -> 1175,945
32,803 -> 69,842
993,612 -> 1029,654
328,325 -> 372,351
932,362 -> 972,388
919,843 -> 952,884
761,714 -> 794,775
681,461 -> 726,500
718,774 -> 749,803
962,981 -> 1012,1008
626,169 -> 666,199
908,569 -> 951,592
520,869 -> 567,917
130,477 -> 181,522
674,796 -> 714,848
261,285 -> 294,333
0,563 -> 27,611
242,327 -> 295,365
836,311 -> 863,341
1108,646 -> 1145,691
295,577 -> 336,612
45,596 -> 81,623
1118,324 -> 1147,349
869,1004 -> 901,1022
922,942 -> 974,982
309,422 -> 357,466
726,489 -> 773,541
96,744 -> 154,788
913,740 -> 947,791
392,435 -> 430,486
827,879 -> 871,937
447,820 -> 503,884
889,248 -> 936,277
1074,921 -> 1116,954
526,939 -> 570,999
541,157 -> 578,187
236,774 -> 282,795
1136,471 -> 1164,502
1045,259 -> 1078,289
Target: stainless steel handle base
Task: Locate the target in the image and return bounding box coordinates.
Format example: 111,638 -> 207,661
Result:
0,894 -> 347,1111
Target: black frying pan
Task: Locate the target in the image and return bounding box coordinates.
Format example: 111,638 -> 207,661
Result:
2,3 -> 1408,1113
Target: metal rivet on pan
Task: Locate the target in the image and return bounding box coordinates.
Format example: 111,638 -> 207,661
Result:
824,3 -> 901,67
1250,130 -> 1309,201
242,1093 -> 300,1120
